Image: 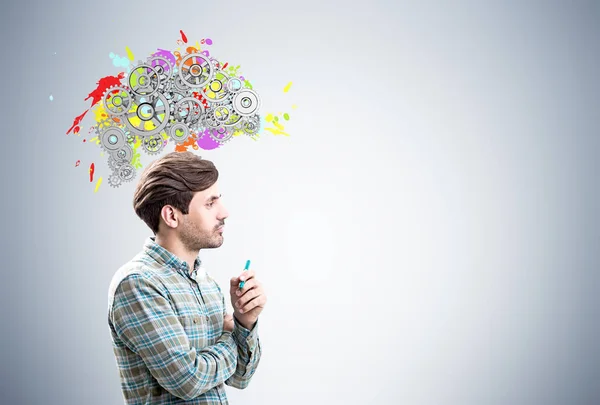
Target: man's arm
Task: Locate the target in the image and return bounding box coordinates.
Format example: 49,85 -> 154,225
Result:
221,292 -> 262,389
110,274 -> 238,401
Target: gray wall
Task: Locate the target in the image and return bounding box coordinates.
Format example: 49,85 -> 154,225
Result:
1,0 -> 599,404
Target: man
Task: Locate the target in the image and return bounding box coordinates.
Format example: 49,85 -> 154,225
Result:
107,151 -> 266,404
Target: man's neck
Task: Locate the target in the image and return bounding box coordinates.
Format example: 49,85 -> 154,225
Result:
154,234 -> 198,275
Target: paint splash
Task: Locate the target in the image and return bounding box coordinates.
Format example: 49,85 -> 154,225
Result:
66,109 -> 89,135
84,73 -> 126,107
89,163 -> 95,182
75,160 -> 80,167
263,80 -> 297,136
94,177 -> 102,193
49,94 -> 54,101
125,46 -> 134,61
180,30 -> 188,43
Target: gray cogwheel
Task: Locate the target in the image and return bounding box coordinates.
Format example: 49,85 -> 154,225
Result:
142,133 -> 166,155
111,143 -> 133,163
178,53 -> 214,88
124,92 -> 171,136
233,89 -> 261,116
108,173 -> 123,188
172,74 -> 192,94
107,155 -> 125,171
214,100 -> 242,127
94,117 -> 118,136
128,61 -> 161,96
102,86 -> 132,116
202,69 -> 230,104
147,55 -> 175,81
208,127 -> 233,144
173,97 -> 205,126
226,77 -> 243,93
202,107 -> 220,128
100,126 -> 126,152
168,122 -> 190,143
242,114 -> 261,135
118,163 -> 136,182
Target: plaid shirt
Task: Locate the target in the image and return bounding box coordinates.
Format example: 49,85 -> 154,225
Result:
107,237 -> 261,404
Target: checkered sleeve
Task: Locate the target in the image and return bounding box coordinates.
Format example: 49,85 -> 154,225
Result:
110,273 -> 238,401
220,292 -> 262,389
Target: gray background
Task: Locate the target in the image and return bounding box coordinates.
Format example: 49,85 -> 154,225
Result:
1,0 -> 599,404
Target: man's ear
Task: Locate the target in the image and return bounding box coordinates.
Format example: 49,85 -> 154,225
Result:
160,205 -> 180,230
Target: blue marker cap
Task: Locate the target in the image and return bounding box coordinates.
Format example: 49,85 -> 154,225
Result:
239,260 -> 251,289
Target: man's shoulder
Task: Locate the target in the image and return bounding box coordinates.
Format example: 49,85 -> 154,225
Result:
107,253 -> 167,311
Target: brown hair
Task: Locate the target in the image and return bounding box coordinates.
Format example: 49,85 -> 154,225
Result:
133,151 -> 219,234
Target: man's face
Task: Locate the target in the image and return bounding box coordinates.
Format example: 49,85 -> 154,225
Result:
178,182 -> 229,252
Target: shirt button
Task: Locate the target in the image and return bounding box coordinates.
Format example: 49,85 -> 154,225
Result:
193,318 -> 198,324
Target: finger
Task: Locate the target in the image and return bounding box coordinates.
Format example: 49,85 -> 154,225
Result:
230,268 -> 255,287
235,279 -> 258,297
238,268 -> 255,283
235,288 -> 260,310
239,294 -> 266,314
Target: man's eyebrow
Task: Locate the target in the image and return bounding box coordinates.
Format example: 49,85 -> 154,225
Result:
205,194 -> 222,202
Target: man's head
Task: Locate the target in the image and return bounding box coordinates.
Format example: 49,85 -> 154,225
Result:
133,151 -> 229,251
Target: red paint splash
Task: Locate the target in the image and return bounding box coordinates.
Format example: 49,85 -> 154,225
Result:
222,62 -> 228,70
89,163 -> 95,182
84,72 -> 126,107
67,109 -> 89,134
180,30 -> 188,44
75,160 -> 81,167
192,92 -> 210,109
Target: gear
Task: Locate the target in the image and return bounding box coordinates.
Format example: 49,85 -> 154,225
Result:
142,133 -> 166,155
202,107 -> 220,128
242,114 -> 261,135
178,53 -> 214,88
147,55 -> 175,81
172,74 -> 192,94
107,155 -> 125,171
124,92 -> 171,136
201,69 -> 230,104
128,61 -> 161,96
226,77 -> 243,93
100,126 -> 126,152
208,126 -> 233,144
214,98 -> 242,127
108,172 -> 123,188
118,163 -> 136,182
102,86 -> 132,116
94,117 -> 119,137
173,97 -> 205,127
168,122 -> 190,144
233,89 -> 260,116
111,144 -> 133,163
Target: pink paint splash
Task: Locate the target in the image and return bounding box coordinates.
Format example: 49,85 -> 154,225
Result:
197,128 -> 221,150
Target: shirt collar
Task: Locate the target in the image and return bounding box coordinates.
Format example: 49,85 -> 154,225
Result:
143,236 -> 202,280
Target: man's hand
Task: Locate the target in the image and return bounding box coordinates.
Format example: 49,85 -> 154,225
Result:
223,313 -> 234,332
229,268 -> 267,330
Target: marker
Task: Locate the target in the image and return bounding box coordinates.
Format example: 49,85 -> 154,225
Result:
239,260 -> 251,289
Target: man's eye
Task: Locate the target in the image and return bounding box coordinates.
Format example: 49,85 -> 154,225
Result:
207,202 -> 214,208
